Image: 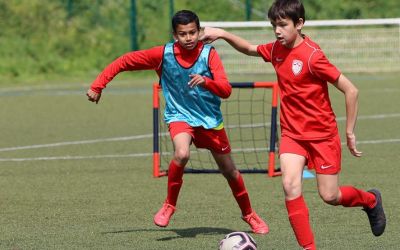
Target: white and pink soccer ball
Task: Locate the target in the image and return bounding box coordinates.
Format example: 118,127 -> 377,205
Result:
219,231 -> 257,250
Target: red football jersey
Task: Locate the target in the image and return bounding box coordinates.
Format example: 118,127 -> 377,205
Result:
90,41 -> 231,98
257,36 -> 341,140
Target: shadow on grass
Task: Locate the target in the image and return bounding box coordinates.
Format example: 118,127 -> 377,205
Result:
102,227 -> 249,241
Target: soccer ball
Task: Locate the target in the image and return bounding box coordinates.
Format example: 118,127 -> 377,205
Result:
219,231 -> 257,250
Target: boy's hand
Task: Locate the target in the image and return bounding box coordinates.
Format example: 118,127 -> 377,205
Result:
188,74 -> 206,88
86,89 -> 101,104
346,132 -> 362,157
199,27 -> 224,44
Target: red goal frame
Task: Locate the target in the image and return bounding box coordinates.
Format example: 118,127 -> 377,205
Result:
153,82 -> 281,177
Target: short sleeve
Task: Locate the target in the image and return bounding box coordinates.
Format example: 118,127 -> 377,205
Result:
309,50 -> 341,83
257,43 -> 274,62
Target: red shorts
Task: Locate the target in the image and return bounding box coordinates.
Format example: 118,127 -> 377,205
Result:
279,133 -> 341,174
168,122 -> 231,154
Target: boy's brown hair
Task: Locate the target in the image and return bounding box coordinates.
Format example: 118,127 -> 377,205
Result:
267,0 -> 305,24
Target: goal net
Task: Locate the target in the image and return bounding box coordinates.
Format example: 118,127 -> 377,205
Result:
153,82 -> 280,177
200,18 -> 400,74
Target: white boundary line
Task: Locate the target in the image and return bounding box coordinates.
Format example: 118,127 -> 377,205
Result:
0,138 -> 399,162
336,113 -> 400,121
1,113 -> 399,153
0,153 -> 153,162
0,134 -> 160,152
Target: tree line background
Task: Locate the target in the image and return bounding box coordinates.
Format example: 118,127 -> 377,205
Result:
0,0 -> 398,82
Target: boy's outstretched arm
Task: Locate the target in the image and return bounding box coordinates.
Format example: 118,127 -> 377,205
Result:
200,27 -> 260,57
86,46 -> 163,104
332,74 -> 362,157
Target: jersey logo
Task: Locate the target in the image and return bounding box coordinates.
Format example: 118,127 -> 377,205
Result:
292,59 -> 303,76
275,57 -> 283,62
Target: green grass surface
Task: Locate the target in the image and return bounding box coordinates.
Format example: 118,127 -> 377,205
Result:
0,73 -> 399,249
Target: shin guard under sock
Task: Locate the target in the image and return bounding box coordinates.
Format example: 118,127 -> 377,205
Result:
285,195 -> 316,250
228,172 -> 252,216
166,160 -> 184,206
339,186 -> 376,208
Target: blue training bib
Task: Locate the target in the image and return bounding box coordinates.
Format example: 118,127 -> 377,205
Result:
160,43 -> 223,129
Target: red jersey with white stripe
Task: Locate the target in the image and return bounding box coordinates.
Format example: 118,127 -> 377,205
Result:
257,36 -> 341,140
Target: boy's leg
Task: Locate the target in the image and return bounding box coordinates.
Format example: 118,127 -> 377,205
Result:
339,186 -> 386,236
154,130 -> 192,227
166,160 -> 185,206
313,131 -> 386,236
212,152 -> 252,215
212,151 -> 269,235
316,174 -> 375,207
153,159 -> 183,227
317,174 -> 386,236
281,153 -> 316,250
194,127 -> 255,216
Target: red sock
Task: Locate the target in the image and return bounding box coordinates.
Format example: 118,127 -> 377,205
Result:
285,196 -> 316,250
166,160 -> 184,206
339,186 -> 376,208
227,172 -> 252,216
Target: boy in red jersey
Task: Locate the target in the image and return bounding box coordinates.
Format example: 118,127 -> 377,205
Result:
201,0 -> 386,248
86,10 -> 268,234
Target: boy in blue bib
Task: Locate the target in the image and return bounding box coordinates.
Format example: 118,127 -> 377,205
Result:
87,10 -> 269,234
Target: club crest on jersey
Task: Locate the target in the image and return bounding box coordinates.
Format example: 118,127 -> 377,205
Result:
292,59 -> 303,76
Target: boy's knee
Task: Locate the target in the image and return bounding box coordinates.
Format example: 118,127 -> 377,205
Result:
282,178 -> 302,198
319,192 -> 339,205
174,149 -> 190,165
282,178 -> 299,191
221,168 -> 237,180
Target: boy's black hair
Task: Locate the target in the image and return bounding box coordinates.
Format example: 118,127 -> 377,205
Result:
172,10 -> 200,33
267,0 -> 305,24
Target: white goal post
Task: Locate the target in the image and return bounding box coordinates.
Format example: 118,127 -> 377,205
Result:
201,18 -> 400,74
